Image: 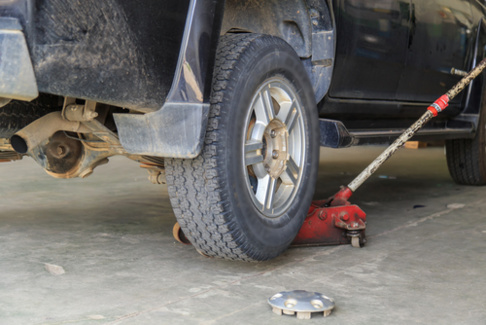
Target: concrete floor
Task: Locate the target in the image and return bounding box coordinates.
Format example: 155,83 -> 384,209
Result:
1,146 -> 485,324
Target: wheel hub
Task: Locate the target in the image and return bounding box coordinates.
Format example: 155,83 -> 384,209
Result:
262,120 -> 288,179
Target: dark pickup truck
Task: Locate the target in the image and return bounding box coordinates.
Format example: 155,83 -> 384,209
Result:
1,0 -> 485,261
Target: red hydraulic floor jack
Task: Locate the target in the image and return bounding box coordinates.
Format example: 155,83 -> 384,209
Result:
293,58 -> 486,248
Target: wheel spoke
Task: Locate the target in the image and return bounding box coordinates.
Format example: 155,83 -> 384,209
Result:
277,99 -> 293,123
273,183 -> 293,206
253,88 -> 275,125
262,89 -> 276,122
280,156 -> 299,185
285,105 -> 299,135
245,140 -> 264,166
258,175 -> 277,211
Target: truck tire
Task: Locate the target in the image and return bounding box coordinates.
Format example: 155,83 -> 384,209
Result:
446,99 -> 486,185
165,33 -> 319,261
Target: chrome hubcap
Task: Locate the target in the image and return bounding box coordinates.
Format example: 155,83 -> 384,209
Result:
243,77 -> 306,217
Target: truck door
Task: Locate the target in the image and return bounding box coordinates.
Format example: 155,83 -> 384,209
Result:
396,0 -> 474,104
329,0 -> 411,100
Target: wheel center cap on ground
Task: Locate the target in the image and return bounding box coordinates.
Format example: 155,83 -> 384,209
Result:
268,290 -> 335,320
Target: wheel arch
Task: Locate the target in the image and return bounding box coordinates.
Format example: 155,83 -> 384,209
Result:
221,0 -> 313,58
221,0 -> 336,102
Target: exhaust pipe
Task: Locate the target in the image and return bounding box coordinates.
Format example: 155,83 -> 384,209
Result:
10,111 -> 90,154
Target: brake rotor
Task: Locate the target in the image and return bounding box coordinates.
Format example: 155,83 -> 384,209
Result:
268,290 -> 335,320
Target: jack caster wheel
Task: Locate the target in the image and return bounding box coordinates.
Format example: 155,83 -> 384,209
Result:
351,236 -> 362,248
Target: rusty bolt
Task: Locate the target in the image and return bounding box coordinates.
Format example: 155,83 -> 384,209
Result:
57,146 -> 66,156
53,145 -> 70,159
270,130 -> 277,138
317,210 -> 327,221
272,150 -> 279,159
87,111 -> 99,119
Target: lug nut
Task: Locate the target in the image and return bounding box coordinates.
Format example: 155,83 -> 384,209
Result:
54,145 -> 69,158
272,150 -> 279,159
270,130 -> 277,138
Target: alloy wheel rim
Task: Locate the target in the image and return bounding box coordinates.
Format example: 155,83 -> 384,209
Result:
243,77 -> 306,217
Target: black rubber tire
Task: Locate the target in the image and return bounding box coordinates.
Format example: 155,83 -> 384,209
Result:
0,96 -> 61,138
165,34 -> 319,261
446,98 -> 486,185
